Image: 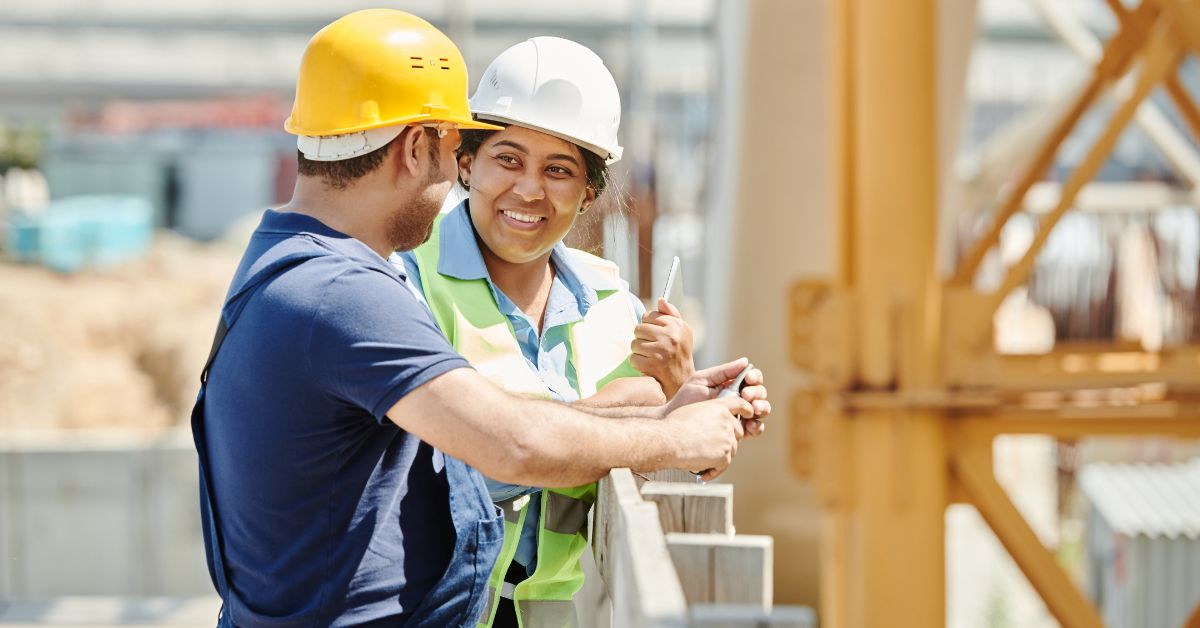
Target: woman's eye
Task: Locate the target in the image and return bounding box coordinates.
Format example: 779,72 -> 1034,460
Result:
547,166 -> 571,176
496,154 -> 518,166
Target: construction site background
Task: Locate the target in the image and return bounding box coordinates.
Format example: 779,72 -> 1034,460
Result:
1,1 -> 1199,627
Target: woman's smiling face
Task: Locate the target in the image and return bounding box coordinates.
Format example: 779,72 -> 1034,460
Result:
461,125 -> 596,265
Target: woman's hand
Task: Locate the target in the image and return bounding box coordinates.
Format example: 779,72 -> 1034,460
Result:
631,298 -> 695,398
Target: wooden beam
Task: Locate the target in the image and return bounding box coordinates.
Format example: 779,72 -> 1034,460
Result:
953,447 -> 1105,628
641,482 -> 734,535
665,533 -> 773,609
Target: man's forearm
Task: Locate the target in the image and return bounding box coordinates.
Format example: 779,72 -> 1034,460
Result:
502,398 -> 681,486
569,401 -> 664,420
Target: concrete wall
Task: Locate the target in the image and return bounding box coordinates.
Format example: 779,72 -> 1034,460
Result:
0,429 -> 213,597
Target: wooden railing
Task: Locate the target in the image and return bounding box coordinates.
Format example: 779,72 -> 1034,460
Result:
587,468 -> 816,627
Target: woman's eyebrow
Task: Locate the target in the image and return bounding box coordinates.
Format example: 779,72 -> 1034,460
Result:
546,153 -> 580,167
492,139 -> 580,167
491,140 -> 528,153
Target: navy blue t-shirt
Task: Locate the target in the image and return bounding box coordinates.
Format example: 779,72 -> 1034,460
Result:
203,209 -> 471,625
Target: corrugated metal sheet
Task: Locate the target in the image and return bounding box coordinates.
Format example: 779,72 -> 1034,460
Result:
1079,459 -> 1200,539
1080,459 -> 1200,628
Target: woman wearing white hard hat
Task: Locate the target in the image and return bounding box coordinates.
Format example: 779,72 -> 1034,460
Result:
396,36 -> 769,628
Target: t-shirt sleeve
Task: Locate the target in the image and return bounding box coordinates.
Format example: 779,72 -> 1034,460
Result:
309,266 -> 470,423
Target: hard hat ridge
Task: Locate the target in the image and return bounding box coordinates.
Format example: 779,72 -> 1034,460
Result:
470,36 -> 624,164
285,9 -> 501,162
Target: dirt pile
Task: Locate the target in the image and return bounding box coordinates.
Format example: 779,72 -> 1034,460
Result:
0,233 -> 242,430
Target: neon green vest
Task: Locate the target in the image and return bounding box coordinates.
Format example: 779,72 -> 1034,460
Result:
410,213 -> 642,628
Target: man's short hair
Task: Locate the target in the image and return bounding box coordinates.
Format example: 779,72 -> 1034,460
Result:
297,127 -> 440,190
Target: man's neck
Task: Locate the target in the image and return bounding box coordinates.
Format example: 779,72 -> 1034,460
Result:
281,178 -> 392,258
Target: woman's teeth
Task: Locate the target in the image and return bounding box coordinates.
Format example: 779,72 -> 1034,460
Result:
502,210 -> 545,224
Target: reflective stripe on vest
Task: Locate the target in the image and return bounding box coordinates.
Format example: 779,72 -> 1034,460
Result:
409,212 -> 641,628
517,599 -> 578,628
543,491 -> 590,537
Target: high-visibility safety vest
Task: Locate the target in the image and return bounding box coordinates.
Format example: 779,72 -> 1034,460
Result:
410,212 -> 642,628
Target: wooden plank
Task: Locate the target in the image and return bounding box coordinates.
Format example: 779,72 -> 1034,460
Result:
643,469 -> 698,483
664,533 -> 711,605
690,604 -> 817,628
594,469 -> 688,628
664,533 -> 772,609
640,481 -> 733,534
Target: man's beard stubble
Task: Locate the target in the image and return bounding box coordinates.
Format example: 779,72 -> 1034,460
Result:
386,146 -> 450,253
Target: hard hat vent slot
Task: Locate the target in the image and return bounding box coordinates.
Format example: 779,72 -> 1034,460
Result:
439,58 -> 451,70
410,56 -> 423,69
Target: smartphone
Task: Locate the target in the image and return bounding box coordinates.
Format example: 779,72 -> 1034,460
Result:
716,362 -> 754,399
660,256 -> 682,312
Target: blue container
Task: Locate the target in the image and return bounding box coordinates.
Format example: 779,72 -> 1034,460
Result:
3,196 -> 154,273
36,210 -> 89,273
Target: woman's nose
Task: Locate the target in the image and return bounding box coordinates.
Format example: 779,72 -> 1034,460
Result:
512,170 -> 545,202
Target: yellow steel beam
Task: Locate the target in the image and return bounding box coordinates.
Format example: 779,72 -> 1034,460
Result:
1158,0 -> 1200,54
1185,601 -> 1200,628
1109,0 -> 1200,180
991,23 -> 1182,310
955,412 -> 1200,440
952,447 -> 1105,628
1164,73 -> 1200,145
950,0 -> 1161,286
848,0 -> 939,389
952,343 -> 1200,392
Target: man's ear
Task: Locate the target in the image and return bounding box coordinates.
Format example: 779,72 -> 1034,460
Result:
393,126 -> 423,179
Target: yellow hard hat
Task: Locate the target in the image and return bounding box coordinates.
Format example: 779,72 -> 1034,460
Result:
285,9 -> 501,160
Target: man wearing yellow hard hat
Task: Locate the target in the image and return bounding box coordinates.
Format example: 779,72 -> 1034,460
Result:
191,10 -> 765,627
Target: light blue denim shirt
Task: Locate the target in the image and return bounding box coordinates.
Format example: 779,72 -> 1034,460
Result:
393,201 -> 644,574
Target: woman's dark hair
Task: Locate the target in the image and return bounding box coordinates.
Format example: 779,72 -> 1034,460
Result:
457,127 -> 610,197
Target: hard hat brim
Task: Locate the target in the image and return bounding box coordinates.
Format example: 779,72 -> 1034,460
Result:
452,117 -> 505,131
286,115 -> 502,137
473,113 -> 622,164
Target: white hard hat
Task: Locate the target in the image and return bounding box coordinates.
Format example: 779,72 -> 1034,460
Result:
470,37 -> 624,164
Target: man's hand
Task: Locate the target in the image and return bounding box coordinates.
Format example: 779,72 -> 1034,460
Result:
661,396 -> 752,481
663,357 -> 770,437
631,298 -> 695,398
